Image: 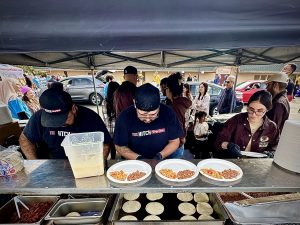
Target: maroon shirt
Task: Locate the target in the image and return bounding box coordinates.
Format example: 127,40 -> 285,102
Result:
266,91 -> 290,134
113,81 -> 136,118
215,113 -> 280,153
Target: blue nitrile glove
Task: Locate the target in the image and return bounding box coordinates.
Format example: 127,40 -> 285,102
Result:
153,152 -> 163,160
263,151 -> 275,158
227,142 -> 242,158
136,155 -> 145,160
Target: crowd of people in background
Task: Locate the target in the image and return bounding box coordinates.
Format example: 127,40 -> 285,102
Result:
0,63 -> 298,161
0,74 -> 65,120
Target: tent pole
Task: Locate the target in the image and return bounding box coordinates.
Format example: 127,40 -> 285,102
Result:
91,68 -> 100,115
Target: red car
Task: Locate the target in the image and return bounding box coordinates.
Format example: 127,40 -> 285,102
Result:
235,80 -> 267,104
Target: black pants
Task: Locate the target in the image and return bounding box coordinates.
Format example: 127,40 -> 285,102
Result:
192,139 -> 211,159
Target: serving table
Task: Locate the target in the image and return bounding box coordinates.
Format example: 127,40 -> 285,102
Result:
1,159 -> 300,195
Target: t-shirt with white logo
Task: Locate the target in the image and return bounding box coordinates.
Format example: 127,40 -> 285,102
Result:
114,104 -> 184,158
23,106 -> 111,159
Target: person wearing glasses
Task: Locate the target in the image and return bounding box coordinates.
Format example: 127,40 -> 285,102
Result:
114,83 -> 184,160
217,76 -> 237,114
214,90 -> 280,158
266,72 -> 290,134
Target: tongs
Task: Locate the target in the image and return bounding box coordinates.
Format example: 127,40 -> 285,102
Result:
14,196 -> 29,218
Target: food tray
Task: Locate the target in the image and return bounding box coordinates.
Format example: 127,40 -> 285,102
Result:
215,192 -> 300,224
108,193 -> 226,224
45,198 -> 108,225
0,195 -> 59,225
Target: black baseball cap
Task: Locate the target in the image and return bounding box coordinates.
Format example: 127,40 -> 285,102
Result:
124,66 -> 137,75
39,89 -> 73,127
135,83 -> 160,111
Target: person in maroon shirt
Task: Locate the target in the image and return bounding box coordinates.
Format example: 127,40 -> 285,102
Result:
214,90 -> 280,158
113,66 -> 138,117
266,72 -> 290,134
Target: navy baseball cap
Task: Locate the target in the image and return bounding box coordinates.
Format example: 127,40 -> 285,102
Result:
124,66 -> 137,75
39,89 -> 73,127
135,83 -> 160,111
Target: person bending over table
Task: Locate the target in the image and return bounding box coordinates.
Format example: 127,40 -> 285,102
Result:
114,83 -> 184,160
214,90 -> 280,158
19,89 -> 111,159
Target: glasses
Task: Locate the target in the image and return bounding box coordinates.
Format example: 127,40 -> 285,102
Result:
225,81 -> 231,84
247,107 -> 266,116
136,109 -> 159,120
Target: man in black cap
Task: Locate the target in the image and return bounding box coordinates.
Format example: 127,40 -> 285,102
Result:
114,83 -> 184,160
19,89 -> 111,159
114,66 -> 138,117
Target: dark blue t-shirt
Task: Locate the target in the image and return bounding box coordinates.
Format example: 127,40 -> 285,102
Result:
23,106 -> 111,159
113,104 -> 184,158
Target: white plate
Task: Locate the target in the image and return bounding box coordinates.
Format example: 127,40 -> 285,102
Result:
106,160 -> 152,184
240,151 -> 267,158
155,159 -> 199,182
197,159 -> 243,182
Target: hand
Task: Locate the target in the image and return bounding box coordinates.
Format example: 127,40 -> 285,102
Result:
136,155 -> 145,160
263,151 -> 275,158
227,142 -> 242,158
153,152 -> 163,160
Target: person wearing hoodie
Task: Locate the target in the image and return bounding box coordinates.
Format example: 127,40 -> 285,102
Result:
166,72 -> 192,158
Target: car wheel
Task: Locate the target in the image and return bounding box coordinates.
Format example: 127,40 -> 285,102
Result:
210,105 -> 219,116
89,93 -> 103,105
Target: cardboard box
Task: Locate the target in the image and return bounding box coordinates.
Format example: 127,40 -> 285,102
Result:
0,122 -> 22,145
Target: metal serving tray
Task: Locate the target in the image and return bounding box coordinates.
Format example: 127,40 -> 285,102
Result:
108,193 -> 226,225
215,193 -> 300,224
0,195 -> 59,225
45,198 -> 107,225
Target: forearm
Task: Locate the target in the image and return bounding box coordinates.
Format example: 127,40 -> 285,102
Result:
19,132 -> 37,159
160,139 -> 180,158
103,144 -> 110,160
115,145 -> 139,160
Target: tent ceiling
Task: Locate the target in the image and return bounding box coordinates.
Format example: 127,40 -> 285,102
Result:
0,0 -> 300,70
0,47 -> 300,70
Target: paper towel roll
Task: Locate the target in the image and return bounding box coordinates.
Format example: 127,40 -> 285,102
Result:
274,120 -> 300,173
0,105 -> 13,125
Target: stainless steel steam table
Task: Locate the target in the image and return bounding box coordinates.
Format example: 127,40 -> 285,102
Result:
0,159 -> 299,195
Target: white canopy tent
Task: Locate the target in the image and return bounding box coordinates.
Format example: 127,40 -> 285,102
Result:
0,64 -> 23,79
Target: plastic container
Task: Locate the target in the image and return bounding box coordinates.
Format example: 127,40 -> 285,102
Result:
61,132 -> 104,178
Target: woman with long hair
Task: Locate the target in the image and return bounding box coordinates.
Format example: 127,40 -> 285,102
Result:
166,72 -> 192,158
192,82 -> 210,115
183,83 -> 193,101
214,90 -> 279,158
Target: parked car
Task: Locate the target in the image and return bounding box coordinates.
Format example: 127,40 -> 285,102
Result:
235,80 -> 267,104
60,75 -> 105,105
187,81 -> 243,116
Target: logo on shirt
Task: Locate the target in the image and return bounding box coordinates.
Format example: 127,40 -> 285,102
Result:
132,128 -> 166,137
58,131 -> 71,137
49,130 -> 72,137
259,136 -> 269,148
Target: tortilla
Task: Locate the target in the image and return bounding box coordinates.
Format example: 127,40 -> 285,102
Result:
143,215 -> 161,220
180,215 -> 197,220
196,202 -> 213,215
145,202 -> 164,215
65,212 -> 80,217
124,193 -> 140,201
120,215 -> 138,220
146,193 -> 163,201
198,215 -> 215,220
177,193 -> 193,202
122,200 -> 141,213
194,193 -> 209,203
178,202 -> 196,215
